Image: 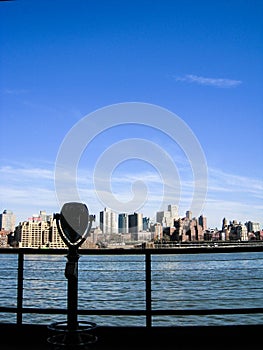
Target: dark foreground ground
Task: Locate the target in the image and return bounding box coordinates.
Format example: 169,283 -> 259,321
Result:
0,324 -> 262,350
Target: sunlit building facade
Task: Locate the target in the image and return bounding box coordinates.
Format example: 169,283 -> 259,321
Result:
15,211 -> 67,248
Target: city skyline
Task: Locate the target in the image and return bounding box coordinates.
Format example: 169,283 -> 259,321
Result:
0,1 -> 262,229
1,206 -> 261,232
1,206 -> 262,250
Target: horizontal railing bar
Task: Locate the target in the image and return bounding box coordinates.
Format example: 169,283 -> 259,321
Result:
21,279 -> 263,283
151,308 -> 263,315
152,297 -> 263,302
0,307 -> 146,316
22,256 -> 263,262
151,286 -> 263,291
78,280 -> 146,283
23,268 -> 65,271
79,269 -> 145,271
152,277 -> 263,281
1,306 -> 263,316
78,289 -> 146,292
1,245 -> 263,255
23,279 -> 66,283
0,307 -> 68,314
153,267 -> 263,271
152,257 -> 263,262
78,300 -> 146,302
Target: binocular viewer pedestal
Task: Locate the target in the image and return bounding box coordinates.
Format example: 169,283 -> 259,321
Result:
47,202 -> 97,349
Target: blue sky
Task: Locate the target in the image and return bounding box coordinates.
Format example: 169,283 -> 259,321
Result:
0,0 -> 262,229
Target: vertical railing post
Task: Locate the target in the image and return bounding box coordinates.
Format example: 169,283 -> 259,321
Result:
17,252 -> 24,325
145,251 -> 152,327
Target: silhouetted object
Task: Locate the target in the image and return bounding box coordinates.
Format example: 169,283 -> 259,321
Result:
57,202 -> 93,247
47,202 -> 97,349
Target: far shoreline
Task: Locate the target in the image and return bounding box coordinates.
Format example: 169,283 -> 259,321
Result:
1,241 -> 263,255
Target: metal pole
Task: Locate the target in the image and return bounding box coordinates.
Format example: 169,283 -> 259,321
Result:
65,246 -> 79,331
145,251 -> 152,328
17,252 -> 24,325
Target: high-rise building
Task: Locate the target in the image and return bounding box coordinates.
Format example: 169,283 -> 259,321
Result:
0,230 -> 9,247
168,205 -> 178,219
128,212 -> 143,240
229,222 -> 248,241
118,213 -> 129,234
143,217 -> 150,231
198,215 -> 207,231
153,222 -> 163,240
156,210 -> 165,224
0,210 -> 16,232
137,213 -> 143,232
99,208 -> 117,234
158,210 -> 170,226
15,211 -> 67,248
186,210 -> 192,220
222,217 -> 228,230
246,221 -> 261,233
156,204 -> 179,227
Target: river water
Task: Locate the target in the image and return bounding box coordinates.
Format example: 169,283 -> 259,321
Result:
0,251 -> 263,326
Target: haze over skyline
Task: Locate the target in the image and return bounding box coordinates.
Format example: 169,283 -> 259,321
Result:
0,0 -> 262,229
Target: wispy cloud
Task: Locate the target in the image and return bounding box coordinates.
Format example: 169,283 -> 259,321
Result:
3,88 -> 29,95
1,163 -> 262,228
208,167 -> 263,198
0,166 -> 54,181
174,74 -> 242,88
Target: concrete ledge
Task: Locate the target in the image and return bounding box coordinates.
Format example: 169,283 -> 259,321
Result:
0,323 -> 262,349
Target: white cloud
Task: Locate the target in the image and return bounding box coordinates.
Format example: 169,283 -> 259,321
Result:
175,74 -> 242,88
0,163 -> 262,229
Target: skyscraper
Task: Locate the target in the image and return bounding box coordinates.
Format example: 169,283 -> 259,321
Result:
222,217 -> 228,230
99,208 -> 117,234
198,214 -> 207,231
143,217 -> 150,231
186,210 -> 192,220
128,212 -> 143,240
0,210 -> 16,232
168,205 -> 178,219
118,213 -> 129,234
156,204 -> 179,227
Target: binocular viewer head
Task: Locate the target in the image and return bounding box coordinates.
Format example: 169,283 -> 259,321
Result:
54,202 -> 95,247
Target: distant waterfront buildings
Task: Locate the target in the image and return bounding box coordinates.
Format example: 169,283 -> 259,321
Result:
163,212 -> 205,242
0,205 -> 262,248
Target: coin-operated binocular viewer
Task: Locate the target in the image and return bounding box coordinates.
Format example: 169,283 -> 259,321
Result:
47,202 -> 97,349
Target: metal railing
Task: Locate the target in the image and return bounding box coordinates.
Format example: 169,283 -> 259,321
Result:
1,246 -> 263,327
